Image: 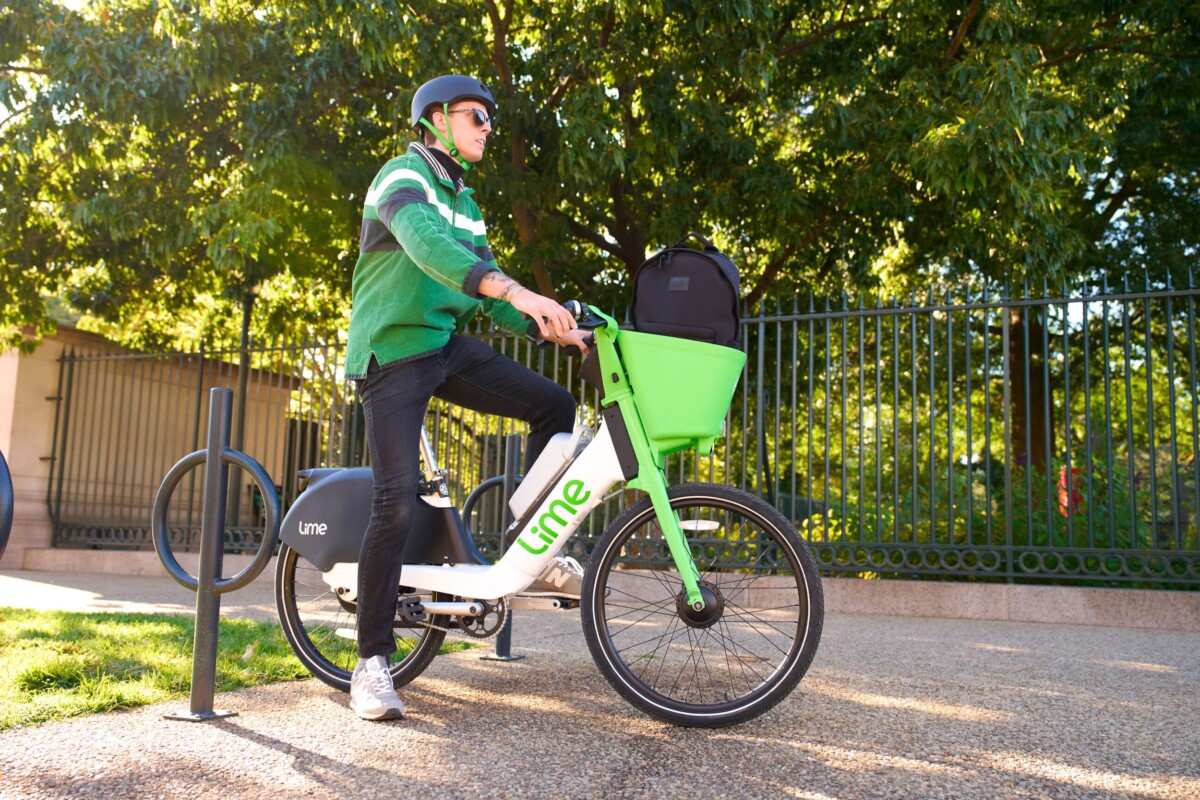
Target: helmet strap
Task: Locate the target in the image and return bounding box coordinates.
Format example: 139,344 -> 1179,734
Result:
419,103 -> 473,172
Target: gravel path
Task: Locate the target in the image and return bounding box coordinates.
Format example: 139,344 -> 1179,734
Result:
1,571 -> 1197,799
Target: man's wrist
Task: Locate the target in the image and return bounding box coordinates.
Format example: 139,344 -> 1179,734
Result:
481,271 -> 524,302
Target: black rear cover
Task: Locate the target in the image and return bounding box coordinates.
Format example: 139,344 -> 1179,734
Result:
630,232 -> 741,349
279,468 -> 487,571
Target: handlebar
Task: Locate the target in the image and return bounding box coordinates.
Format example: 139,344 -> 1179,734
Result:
524,300 -> 608,355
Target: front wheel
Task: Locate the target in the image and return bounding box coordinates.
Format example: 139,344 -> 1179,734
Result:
274,543 -> 446,691
581,483 -> 823,727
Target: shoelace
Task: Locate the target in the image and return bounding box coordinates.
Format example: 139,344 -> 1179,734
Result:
557,556 -> 583,574
364,663 -> 395,696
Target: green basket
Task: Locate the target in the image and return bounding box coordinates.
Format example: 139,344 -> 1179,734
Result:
618,330 -> 747,459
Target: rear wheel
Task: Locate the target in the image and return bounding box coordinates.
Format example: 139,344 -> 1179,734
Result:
581,483 -> 823,727
274,543 -> 445,691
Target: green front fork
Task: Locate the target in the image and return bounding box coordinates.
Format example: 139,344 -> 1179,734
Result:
592,311 -> 706,610
625,436 -> 705,610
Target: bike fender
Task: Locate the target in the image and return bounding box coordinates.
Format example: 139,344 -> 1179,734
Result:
279,468 -> 492,572
279,468 -> 372,571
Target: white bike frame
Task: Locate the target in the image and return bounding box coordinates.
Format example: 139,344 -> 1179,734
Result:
399,421 -> 625,599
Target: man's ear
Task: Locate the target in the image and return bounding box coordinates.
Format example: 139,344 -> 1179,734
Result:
429,108 -> 447,135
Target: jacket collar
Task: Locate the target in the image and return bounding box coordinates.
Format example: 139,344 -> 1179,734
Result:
409,141 -> 467,193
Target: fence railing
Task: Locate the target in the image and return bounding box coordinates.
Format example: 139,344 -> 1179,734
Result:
46,278 -> 1200,587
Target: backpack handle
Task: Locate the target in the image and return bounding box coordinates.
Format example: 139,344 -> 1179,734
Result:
673,232 -> 718,251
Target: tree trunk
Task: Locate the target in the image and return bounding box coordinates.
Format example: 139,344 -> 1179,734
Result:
1008,307 -> 1055,473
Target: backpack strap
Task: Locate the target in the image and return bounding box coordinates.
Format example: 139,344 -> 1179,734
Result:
674,232 -> 718,251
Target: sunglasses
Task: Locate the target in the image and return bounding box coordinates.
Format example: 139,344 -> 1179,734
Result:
448,108 -> 493,129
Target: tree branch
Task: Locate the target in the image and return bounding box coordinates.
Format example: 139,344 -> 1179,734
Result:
724,12 -> 884,105
551,211 -> 622,259
544,7 -> 614,112
746,213 -> 832,305
1036,31 -> 1165,70
777,15 -> 885,59
0,65 -> 49,75
746,244 -> 797,308
939,0 -> 983,69
0,105 -> 30,132
1045,4 -> 1141,56
1097,181 -> 1139,229
483,0 -> 512,90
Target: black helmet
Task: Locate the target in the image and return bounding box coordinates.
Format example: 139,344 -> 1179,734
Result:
410,75 -> 496,133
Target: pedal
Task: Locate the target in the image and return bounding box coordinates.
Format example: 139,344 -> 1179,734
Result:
398,593 -> 427,623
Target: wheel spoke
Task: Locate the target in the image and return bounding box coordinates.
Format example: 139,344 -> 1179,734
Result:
586,485 -> 822,725
722,598 -> 804,647
277,546 -> 445,691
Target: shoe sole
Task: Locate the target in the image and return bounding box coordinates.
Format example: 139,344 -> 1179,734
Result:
351,703 -> 405,721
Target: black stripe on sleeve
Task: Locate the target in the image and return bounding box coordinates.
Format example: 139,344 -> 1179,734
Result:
376,187 -> 432,228
360,218 -> 402,253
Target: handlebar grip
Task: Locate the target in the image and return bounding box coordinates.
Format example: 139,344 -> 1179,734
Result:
524,301 -> 603,356
525,300 -> 590,341
560,332 -> 596,357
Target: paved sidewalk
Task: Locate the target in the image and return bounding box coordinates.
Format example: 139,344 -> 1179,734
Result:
1,570 -> 1198,799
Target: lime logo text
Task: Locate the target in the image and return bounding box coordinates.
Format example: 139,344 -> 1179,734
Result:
516,479 -> 592,555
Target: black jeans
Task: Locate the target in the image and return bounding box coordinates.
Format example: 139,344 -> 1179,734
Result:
355,335 -> 576,659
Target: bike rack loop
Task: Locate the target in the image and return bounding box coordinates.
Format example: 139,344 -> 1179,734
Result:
150,388 -> 280,721
0,449 -> 13,563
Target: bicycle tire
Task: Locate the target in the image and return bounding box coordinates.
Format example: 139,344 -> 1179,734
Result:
275,543 -> 446,692
581,483 -> 823,727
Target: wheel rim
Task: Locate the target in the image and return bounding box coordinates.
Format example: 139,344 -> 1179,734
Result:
280,546 -> 439,684
592,494 -> 811,718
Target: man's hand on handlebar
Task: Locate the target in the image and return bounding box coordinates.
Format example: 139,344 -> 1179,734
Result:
508,288 -> 577,340
546,327 -> 592,356
523,300 -> 603,356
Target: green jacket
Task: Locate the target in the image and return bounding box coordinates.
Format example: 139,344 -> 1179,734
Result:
344,142 -> 527,378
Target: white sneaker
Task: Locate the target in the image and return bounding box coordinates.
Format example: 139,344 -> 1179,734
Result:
523,556 -> 585,598
349,655 -> 405,720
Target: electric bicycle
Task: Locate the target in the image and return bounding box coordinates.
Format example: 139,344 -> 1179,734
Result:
274,303 -> 823,727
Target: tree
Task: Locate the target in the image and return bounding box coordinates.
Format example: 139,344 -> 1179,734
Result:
1,0 -> 382,350
2,0 -> 1197,351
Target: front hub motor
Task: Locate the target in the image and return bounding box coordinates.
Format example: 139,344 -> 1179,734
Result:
676,580 -> 724,629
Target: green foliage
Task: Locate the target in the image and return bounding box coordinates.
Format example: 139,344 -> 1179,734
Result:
2,1 -> 1198,353
0,606 -> 478,730
0,608 -> 307,729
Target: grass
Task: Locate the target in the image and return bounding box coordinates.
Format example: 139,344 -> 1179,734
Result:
0,607 -> 476,731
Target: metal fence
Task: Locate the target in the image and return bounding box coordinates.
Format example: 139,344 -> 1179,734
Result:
46,277 -> 1200,587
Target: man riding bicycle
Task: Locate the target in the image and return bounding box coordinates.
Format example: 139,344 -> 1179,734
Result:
344,74 -> 590,720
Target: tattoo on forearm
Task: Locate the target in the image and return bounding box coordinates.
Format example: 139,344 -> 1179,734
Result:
498,279 -> 523,302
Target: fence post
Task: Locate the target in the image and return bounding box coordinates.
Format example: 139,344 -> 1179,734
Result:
1002,300 -> 1014,583
151,387 -> 280,721
481,433 -> 525,662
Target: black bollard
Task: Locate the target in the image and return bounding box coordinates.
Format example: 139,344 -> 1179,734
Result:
152,387 -> 279,722
165,389 -> 237,721
481,434 -> 525,662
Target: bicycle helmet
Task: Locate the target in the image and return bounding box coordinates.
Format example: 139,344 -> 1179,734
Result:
410,75 -> 496,132
410,75 -> 496,170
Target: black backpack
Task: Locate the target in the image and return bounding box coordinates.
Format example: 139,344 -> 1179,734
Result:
630,232 -> 741,349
